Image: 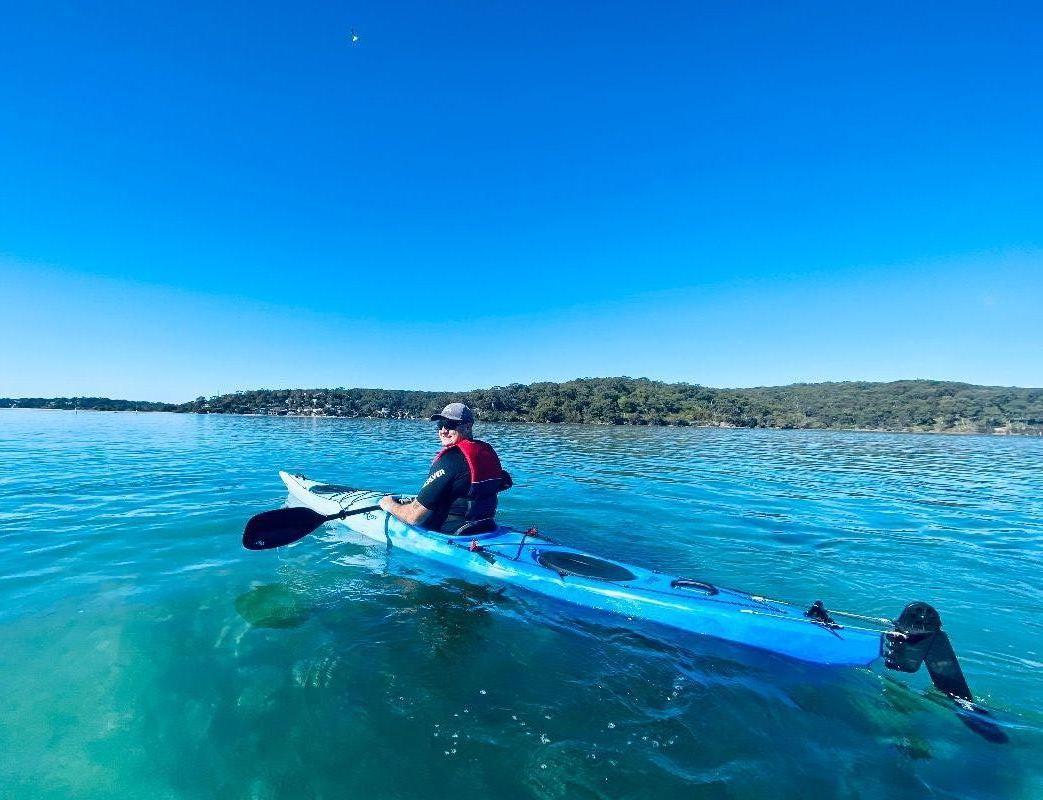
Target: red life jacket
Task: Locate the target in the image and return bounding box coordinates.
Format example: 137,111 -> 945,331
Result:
432,438 -> 503,525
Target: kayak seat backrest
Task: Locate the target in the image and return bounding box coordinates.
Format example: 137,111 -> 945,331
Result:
451,518 -> 497,537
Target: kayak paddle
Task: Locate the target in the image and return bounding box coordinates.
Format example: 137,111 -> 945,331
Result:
242,505 -> 381,550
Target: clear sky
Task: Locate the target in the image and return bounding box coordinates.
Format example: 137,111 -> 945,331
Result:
1,2 -> 1040,402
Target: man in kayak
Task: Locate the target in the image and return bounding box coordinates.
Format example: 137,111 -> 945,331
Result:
379,402 -> 512,535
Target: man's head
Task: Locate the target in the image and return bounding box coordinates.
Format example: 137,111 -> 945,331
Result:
430,402 -> 474,446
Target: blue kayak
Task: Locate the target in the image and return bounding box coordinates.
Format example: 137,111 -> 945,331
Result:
258,471 -> 1004,742
280,471 -> 889,667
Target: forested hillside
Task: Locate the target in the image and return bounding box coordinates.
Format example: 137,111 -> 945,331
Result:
5,379 -> 1040,434
168,379 -> 1043,434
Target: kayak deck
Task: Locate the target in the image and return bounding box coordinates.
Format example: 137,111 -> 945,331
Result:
279,471 -> 884,667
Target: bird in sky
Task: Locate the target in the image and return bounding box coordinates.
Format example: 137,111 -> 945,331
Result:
350,29 -> 360,44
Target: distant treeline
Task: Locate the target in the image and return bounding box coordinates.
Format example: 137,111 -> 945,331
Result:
0,397 -> 178,412
5,378 -> 1041,434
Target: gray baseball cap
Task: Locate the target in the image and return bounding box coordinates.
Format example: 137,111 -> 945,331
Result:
430,402 -> 474,424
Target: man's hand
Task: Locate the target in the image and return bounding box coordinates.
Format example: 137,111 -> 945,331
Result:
379,495 -> 432,526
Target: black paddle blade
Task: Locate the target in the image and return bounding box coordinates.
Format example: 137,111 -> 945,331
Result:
242,507 -> 332,550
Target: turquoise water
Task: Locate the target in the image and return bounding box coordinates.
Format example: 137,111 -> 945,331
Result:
1,409 -> 1041,799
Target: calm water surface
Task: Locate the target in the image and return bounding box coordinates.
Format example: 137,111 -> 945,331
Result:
1,409 -> 1041,799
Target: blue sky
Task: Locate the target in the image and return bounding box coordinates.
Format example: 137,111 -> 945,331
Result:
1,2 -> 1040,402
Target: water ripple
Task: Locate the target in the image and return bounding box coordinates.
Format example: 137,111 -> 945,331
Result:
1,410 -> 1041,798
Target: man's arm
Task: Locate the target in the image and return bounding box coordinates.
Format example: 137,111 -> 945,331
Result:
379,495 -> 432,526
383,453 -> 460,527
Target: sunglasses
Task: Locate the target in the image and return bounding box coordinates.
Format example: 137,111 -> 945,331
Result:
435,419 -> 462,431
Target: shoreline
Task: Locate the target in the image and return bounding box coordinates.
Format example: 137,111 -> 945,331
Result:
4,378 -> 1040,436
3,406 -> 1039,437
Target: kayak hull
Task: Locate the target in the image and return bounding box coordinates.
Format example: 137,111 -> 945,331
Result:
279,471 -> 884,667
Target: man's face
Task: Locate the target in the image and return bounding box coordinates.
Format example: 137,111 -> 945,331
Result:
436,419 -> 468,446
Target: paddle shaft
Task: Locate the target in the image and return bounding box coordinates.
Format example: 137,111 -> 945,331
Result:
325,505 -> 381,522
